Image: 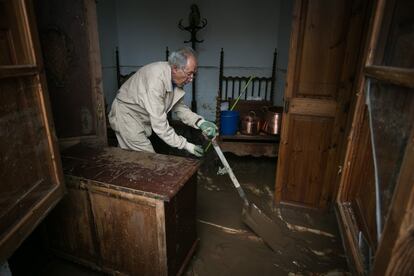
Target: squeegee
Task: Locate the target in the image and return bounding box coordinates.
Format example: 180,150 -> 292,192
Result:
211,138 -> 283,252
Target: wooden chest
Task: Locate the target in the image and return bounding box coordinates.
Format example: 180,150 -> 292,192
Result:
42,145 -> 199,275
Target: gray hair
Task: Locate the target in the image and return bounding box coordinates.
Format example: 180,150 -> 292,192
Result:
168,47 -> 197,69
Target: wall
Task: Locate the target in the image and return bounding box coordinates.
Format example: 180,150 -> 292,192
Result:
96,0 -> 119,107
275,0 -> 293,107
97,0 -> 293,121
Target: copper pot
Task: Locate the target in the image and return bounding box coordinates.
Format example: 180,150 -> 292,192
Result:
262,106 -> 283,135
241,111 -> 261,135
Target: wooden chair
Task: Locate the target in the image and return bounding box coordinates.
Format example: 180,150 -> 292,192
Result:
215,48 -> 281,157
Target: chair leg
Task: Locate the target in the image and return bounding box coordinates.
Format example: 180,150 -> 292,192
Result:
215,95 -> 222,134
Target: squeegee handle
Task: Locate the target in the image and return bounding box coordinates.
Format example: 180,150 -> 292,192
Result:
211,139 -> 249,206
230,76 -> 254,111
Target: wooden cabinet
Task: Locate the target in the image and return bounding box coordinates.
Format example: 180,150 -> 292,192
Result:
0,0 -> 65,262
42,145 -> 199,275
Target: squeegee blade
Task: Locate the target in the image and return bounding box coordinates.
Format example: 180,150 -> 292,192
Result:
242,203 -> 289,252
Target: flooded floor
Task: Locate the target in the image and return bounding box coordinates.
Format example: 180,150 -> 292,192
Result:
8,143 -> 349,275
185,151 -> 349,275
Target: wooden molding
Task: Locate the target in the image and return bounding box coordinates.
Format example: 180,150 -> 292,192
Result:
289,98 -> 336,117
336,203 -> 365,275
365,65 -> 414,88
0,65 -> 38,79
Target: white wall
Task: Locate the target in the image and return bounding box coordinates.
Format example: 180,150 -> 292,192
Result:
97,0 -> 293,121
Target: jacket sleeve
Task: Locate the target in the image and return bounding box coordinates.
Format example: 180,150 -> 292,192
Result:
142,78 -> 188,149
172,98 -> 203,128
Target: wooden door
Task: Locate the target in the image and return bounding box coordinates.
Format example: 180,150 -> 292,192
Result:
33,0 -> 106,148
336,0 -> 414,273
0,0 -> 64,261
275,0 -> 369,209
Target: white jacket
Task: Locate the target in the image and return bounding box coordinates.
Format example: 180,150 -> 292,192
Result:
108,61 -> 203,149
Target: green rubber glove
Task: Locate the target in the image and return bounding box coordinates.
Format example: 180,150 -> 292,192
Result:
198,120 -> 218,139
184,142 -> 204,157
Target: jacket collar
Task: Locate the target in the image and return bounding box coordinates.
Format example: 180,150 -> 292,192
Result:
162,62 -> 185,110
163,62 -> 184,94
164,64 -> 173,92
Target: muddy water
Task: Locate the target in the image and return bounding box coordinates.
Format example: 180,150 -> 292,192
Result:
187,151 -> 349,275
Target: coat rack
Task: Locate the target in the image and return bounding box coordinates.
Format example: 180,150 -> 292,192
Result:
178,4 -> 207,112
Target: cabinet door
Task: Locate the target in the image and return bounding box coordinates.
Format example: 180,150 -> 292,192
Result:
275,0 -> 368,208
0,0 -> 64,261
33,0 -> 106,147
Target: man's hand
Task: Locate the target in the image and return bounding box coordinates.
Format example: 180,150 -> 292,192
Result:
198,120 -> 218,139
184,142 -> 204,157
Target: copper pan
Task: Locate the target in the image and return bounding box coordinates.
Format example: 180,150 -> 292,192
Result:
262,106 -> 283,135
241,111 -> 261,135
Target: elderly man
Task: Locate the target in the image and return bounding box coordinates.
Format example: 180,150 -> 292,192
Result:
108,47 -> 217,157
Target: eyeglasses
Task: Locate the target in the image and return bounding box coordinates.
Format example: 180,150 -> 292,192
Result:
181,68 -> 197,78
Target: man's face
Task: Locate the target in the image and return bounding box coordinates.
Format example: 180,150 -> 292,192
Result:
171,55 -> 197,88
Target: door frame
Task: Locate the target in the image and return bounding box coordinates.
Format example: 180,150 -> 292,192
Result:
336,0 -> 414,274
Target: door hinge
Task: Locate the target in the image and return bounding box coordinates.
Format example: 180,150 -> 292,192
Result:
284,99 -> 290,113
337,165 -> 343,175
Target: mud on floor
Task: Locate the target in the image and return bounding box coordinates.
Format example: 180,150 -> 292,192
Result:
187,151 -> 349,276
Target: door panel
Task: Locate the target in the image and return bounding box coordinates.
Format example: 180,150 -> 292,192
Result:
0,0 -> 33,65
0,0 -> 64,261
352,108 -> 377,247
296,1 -> 350,99
276,0 -> 368,208
0,29 -> 17,65
33,0 -> 106,146
281,115 -> 334,206
45,180 -> 97,263
90,191 -> 161,275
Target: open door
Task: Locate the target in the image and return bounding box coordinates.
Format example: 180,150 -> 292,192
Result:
336,0 -> 414,274
0,0 -> 64,261
275,0 -> 369,209
33,0 -> 106,148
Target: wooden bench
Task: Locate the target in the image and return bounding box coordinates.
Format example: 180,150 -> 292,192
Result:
215,48 -> 281,157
